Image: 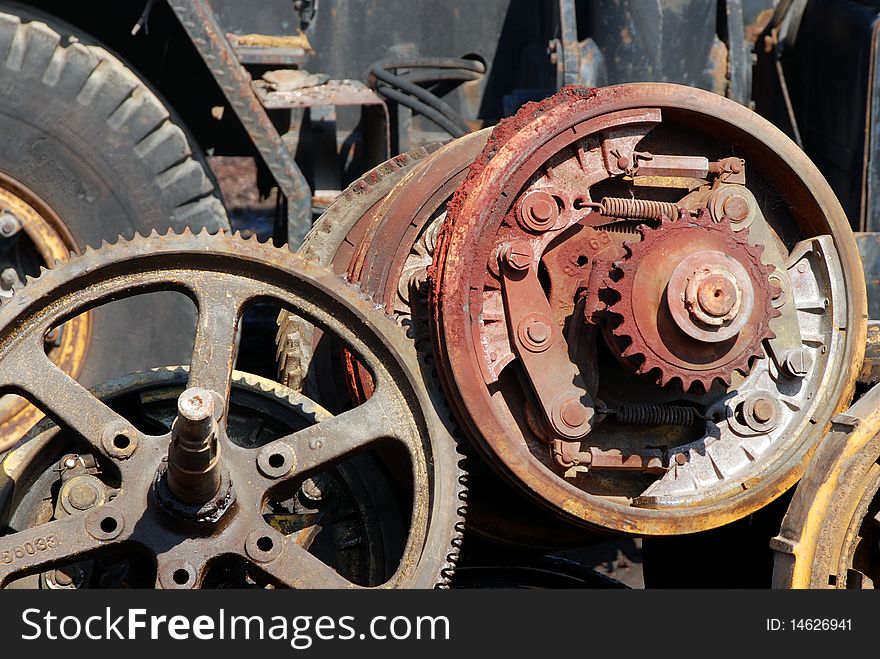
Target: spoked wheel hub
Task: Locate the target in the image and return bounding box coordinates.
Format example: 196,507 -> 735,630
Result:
0,232 -> 465,589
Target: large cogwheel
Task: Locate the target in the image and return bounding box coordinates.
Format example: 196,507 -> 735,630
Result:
606,208 -> 780,392
0,231 -> 465,589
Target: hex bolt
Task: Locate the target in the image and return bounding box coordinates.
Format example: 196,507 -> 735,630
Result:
781,348 -> 813,378
499,240 -> 533,272
0,212 -> 21,238
166,387 -> 223,505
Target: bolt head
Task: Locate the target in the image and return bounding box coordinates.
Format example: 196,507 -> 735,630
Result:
783,348 -> 813,378
559,399 -> 588,429
518,191 -> 558,231
722,195 -> 750,222
68,480 -> 99,510
0,268 -> 16,290
500,241 -> 533,272
52,568 -> 75,587
752,398 -> 774,424
0,213 -> 20,237
525,319 -> 551,345
301,474 -> 332,503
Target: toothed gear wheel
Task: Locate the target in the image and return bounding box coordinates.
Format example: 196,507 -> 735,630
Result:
606,207 -> 779,391
0,230 -> 465,589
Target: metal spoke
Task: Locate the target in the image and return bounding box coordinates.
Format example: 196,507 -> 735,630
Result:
0,348 -> 139,459
188,285 -> 247,415
257,540 -> 360,589
0,509 -> 127,587
256,387 -> 409,485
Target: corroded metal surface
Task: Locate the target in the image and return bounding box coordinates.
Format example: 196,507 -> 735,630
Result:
607,209 -> 778,391
429,83 -> 867,535
276,132 -> 598,548
772,382 -> 880,588
0,367 -> 408,588
0,173 -> 89,452
167,0 -> 312,245
0,232 -> 465,588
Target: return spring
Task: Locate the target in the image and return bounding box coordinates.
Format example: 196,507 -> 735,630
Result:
601,403 -> 705,426
594,197 -> 680,221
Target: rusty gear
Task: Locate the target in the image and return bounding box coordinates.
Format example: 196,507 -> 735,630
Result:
605,207 -> 780,391
276,133 -> 595,550
0,231 -> 466,589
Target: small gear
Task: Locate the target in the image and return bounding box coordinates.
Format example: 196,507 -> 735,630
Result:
605,207 -> 779,391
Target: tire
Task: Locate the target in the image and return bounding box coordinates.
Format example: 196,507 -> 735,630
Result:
0,6 -> 229,387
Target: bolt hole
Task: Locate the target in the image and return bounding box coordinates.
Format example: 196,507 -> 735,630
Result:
172,568 -> 190,585
100,517 -> 117,533
257,536 -> 274,552
112,434 -> 130,450
576,255 -> 588,267
714,290 -> 722,297
268,453 -> 285,469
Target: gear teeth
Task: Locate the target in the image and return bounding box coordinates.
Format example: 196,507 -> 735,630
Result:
605,204 -> 779,389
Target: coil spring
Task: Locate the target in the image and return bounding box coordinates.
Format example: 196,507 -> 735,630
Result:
605,403 -> 703,426
598,197 -> 679,221
595,220 -> 643,236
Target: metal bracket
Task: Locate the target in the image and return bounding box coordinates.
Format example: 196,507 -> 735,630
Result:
166,0 -> 312,247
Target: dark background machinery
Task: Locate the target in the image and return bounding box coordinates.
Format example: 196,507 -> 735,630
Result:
0,0 -> 878,588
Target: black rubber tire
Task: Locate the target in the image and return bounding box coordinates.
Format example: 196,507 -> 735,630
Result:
0,6 -> 229,386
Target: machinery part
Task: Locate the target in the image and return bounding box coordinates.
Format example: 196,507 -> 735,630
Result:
606,208 -> 778,391
278,142 -> 445,404
0,232 -> 465,588
589,196 -> 679,221
602,404 -> 705,426
0,7 -> 229,452
277,133 -> 596,549
369,58 -> 485,138
166,0 -> 311,246
429,83 -> 866,535
772,383 -> 880,588
1,368 -> 408,588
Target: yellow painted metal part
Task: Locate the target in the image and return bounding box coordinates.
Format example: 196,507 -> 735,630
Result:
772,382 -> 880,588
0,179 -> 90,452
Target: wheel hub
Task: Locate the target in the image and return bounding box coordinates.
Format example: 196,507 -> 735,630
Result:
0,233 -> 466,589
